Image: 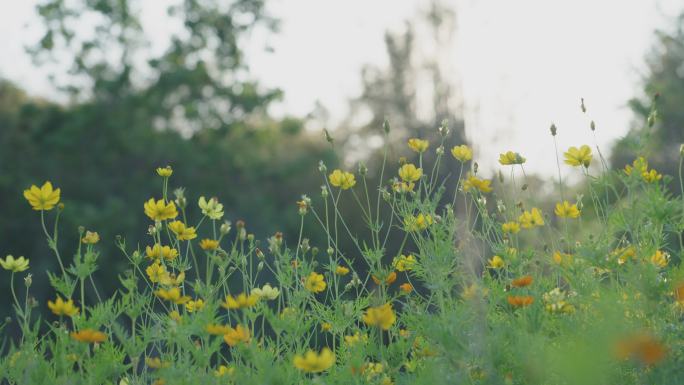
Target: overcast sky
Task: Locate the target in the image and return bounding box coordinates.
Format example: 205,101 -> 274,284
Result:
0,0 -> 681,176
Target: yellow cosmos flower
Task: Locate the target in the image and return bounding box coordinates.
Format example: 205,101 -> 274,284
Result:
335,265 -> 350,276
487,255 -> 504,269
81,231 -> 100,244
206,324 -> 232,335
501,221 -> 520,234
642,169 -> 662,183
498,151 -> 526,165
651,250 -> 669,268
624,156 -> 662,183
198,196 -> 224,220
344,331 -> 368,346
168,221 -> 197,240
613,246 -> 636,265
293,348 -> 335,373
553,251 -> 573,266
0,255 -> 29,272
392,254 -> 417,272
398,164 -> 423,183
564,145 -> 592,167
362,303 -> 396,330
518,208 -> 544,228
145,244 -> 179,261
214,365 -> 235,377
405,213 -> 433,232
462,173 -> 492,193
407,138 -> 429,153
143,198 -> 178,221
223,324 -> 251,346
23,181 -> 61,211
252,284 -> 280,300
185,299 -> 205,313
156,166 -> 173,177
70,329 -> 107,343
199,239 -> 219,250
321,322 -> 333,332
304,272 -> 327,293
328,170 -> 356,190
145,357 -> 170,369
554,201 -> 581,218
146,261 -> 169,283
222,292 -> 259,309
47,296 -> 79,317
154,287 -> 191,304
450,145 -> 473,162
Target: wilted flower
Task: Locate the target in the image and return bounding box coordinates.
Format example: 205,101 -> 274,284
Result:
81,231 -> 100,244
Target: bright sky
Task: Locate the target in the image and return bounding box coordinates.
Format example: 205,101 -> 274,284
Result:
0,0 -> 681,176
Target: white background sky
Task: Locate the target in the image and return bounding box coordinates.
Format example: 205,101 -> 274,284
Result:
0,0 -> 681,176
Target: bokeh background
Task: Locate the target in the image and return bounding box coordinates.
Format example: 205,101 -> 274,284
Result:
1,0 -> 684,319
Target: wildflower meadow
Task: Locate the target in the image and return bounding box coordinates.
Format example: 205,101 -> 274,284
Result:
2,106 -> 684,385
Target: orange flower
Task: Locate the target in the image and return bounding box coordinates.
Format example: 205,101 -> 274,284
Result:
70,329 -> 107,343
507,295 -> 534,307
614,333 -> 667,366
675,282 -> 684,304
372,271 -> 397,285
511,275 -> 533,288
399,283 -> 413,293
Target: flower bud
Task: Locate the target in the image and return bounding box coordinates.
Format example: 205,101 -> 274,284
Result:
327,247 -> 334,256
247,234 -> 255,242
438,119 -> 449,137
590,120 -> 596,131
220,221 -> 232,235
383,118 -> 390,134
24,273 -> 32,288
257,261 -> 264,271
256,248 -> 265,260
473,162 -> 479,174
358,162 -> 368,176
580,98 -> 586,113
321,185 -> 329,198
318,160 -> 327,173
436,145 -> 444,156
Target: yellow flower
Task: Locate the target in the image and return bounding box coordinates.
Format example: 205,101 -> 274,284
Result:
450,145 -> 473,162
143,198 -> 178,221
214,365 -> 235,377
344,331 -> 368,346
392,254 -> 417,272
0,255 -> 29,272
564,145 -> 592,167
293,348 -> 335,373
304,272 -> 327,293
23,181 -> 61,211
642,169 -> 662,183
398,164 -> 423,183
462,283 -> 488,300
335,265 -> 350,276
80,231 -> 100,244
613,246 -> 636,265
198,196 -> 224,220
498,151 -> 526,165
552,251 -> 573,266
408,138 -> 429,153
624,156 -> 648,176
223,324 -> 251,346
252,284 -> 280,300
362,303 -> 396,330
321,322 -> 333,332
185,299 -> 205,313
501,221 -> 520,234
199,239 -> 219,250
651,250 -> 669,268
145,357 -> 170,369
462,173 -> 492,193
487,255 -> 504,269
222,292 -> 259,309
554,201 -> 580,218
328,170 -> 356,190
146,261 -> 169,283
206,324 -> 232,335
518,208 -> 544,228
155,287 -> 191,305
145,244 -> 179,261
47,296 -> 79,317
168,221 -> 197,240
156,166 -> 173,177
70,329 -> 107,343
405,213 -> 433,232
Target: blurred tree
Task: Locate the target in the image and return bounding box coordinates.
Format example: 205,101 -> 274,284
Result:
0,0 -> 337,320
611,12 -> 684,180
